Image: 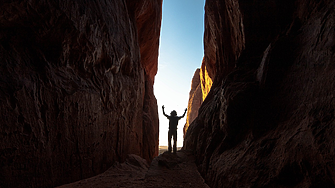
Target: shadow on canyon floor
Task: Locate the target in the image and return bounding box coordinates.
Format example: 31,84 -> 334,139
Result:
57,150 -> 209,188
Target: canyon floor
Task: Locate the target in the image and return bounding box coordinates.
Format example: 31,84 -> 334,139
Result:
57,150 -> 209,188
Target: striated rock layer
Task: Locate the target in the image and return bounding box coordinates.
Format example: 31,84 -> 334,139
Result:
184,0 -> 335,187
0,0 -> 162,187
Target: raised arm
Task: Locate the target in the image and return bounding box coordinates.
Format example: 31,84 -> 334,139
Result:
162,105 -> 169,117
179,108 -> 187,118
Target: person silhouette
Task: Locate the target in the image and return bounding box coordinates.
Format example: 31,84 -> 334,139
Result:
162,105 -> 187,153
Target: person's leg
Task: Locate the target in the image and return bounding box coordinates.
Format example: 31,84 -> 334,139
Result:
168,130 -> 172,152
173,131 -> 177,153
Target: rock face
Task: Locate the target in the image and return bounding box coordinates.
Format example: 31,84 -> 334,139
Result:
184,69 -> 203,137
0,0 -> 162,187
184,0 -> 335,187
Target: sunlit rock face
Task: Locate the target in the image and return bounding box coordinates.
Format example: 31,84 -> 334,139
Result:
184,69 -> 203,137
184,0 -> 335,187
200,58 -> 213,101
0,0 -> 161,187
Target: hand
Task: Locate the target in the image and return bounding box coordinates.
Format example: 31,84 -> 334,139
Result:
162,105 -> 165,109
185,108 -> 187,111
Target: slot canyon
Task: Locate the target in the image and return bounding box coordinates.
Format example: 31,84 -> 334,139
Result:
1,0 -> 335,188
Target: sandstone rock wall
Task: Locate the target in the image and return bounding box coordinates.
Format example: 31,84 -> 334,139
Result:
185,0 -> 335,187
0,0 -> 161,187
184,69 -> 203,137
199,58 -> 213,101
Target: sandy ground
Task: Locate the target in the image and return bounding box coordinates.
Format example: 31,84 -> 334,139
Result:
158,146 -> 182,155
57,150 -> 209,188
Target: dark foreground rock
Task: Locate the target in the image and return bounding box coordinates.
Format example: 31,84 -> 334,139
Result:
58,150 -> 209,188
184,0 -> 335,187
0,0 -> 161,187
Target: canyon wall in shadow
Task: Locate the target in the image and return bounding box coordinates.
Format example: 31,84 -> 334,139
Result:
184,0 -> 335,187
0,0 -> 162,187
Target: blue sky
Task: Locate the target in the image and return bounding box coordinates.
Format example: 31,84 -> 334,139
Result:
154,0 -> 205,147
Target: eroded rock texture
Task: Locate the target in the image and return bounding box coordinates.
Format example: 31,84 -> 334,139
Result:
0,0 -> 162,187
184,69 -> 203,137
184,0 -> 335,187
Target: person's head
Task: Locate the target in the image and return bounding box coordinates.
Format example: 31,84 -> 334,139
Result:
170,110 -> 177,117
